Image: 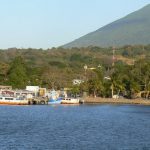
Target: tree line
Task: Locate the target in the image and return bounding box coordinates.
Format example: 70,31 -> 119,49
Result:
0,45 -> 150,98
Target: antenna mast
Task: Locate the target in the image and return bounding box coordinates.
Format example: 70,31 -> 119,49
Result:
112,46 -> 115,67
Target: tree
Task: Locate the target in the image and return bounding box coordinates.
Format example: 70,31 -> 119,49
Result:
7,56 -> 28,89
71,85 -> 80,97
86,67 -> 104,97
0,63 -> 9,85
137,60 -> 150,98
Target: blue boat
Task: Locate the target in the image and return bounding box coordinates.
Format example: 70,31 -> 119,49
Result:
48,97 -> 62,104
48,89 -> 63,104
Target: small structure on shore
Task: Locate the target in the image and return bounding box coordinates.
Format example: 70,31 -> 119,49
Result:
26,86 -> 39,97
0,85 -> 12,91
15,90 -> 35,99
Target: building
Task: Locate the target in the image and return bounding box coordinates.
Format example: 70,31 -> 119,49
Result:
15,90 -> 35,99
26,86 -> 39,97
72,79 -> 84,85
0,85 -> 12,91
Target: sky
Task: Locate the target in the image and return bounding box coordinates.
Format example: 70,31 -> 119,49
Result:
0,0 -> 150,49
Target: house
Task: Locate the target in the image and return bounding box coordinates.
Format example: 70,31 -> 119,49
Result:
0,85 -> 12,91
72,79 -> 84,85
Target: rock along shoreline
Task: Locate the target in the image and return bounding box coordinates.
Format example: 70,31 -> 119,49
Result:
84,97 -> 150,105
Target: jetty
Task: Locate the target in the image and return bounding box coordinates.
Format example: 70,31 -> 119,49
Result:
28,97 -> 48,105
84,97 -> 150,105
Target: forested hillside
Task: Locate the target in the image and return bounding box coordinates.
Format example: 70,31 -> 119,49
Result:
0,45 -> 150,98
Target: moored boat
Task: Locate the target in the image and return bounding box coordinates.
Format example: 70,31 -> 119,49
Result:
61,97 -> 80,104
48,89 -> 63,104
48,97 -> 62,104
0,96 -> 28,105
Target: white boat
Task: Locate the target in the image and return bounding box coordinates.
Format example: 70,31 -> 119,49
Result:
0,96 -> 28,105
61,97 -> 80,104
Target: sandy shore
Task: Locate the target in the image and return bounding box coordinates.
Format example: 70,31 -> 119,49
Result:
84,97 -> 150,105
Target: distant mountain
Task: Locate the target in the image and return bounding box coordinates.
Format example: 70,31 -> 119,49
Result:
63,4 -> 150,48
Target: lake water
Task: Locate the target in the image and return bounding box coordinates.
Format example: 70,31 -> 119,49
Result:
0,104 -> 150,150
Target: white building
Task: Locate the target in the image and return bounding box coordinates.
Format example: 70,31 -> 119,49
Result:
73,79 -> 84,85
26,86 -> 39,97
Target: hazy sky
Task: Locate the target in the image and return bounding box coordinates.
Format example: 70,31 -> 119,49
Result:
0,0 -> 149,49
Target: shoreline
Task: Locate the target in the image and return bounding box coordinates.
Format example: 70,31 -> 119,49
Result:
84,97 -> 150,106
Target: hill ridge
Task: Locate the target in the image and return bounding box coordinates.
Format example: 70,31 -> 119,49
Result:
62,4 -> 150,48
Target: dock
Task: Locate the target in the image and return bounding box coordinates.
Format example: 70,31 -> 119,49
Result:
28,97 -> 48,105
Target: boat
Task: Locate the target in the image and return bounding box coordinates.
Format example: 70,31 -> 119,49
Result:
0,96 -> 28,105
48,97 -> 63,104
61,97 -> 80,104
48,89 -> 62,104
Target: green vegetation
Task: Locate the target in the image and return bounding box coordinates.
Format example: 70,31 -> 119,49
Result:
0,45 -> 150,98
7,56 -> 28,89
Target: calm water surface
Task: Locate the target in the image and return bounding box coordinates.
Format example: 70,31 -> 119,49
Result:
0,104 -> 150,150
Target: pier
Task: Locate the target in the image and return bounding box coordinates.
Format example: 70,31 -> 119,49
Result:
28,97 -> 48,105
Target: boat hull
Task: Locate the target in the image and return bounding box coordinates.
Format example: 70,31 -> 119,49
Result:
0,100 -> 29,105
48,100 -> 61,104
61,98 -> 80,104
48,98 -> 62,104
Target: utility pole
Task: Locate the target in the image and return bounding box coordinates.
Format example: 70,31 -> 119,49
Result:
111,46 -> 116,98
112,46 -> 115,67
84,64 -> 88,81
